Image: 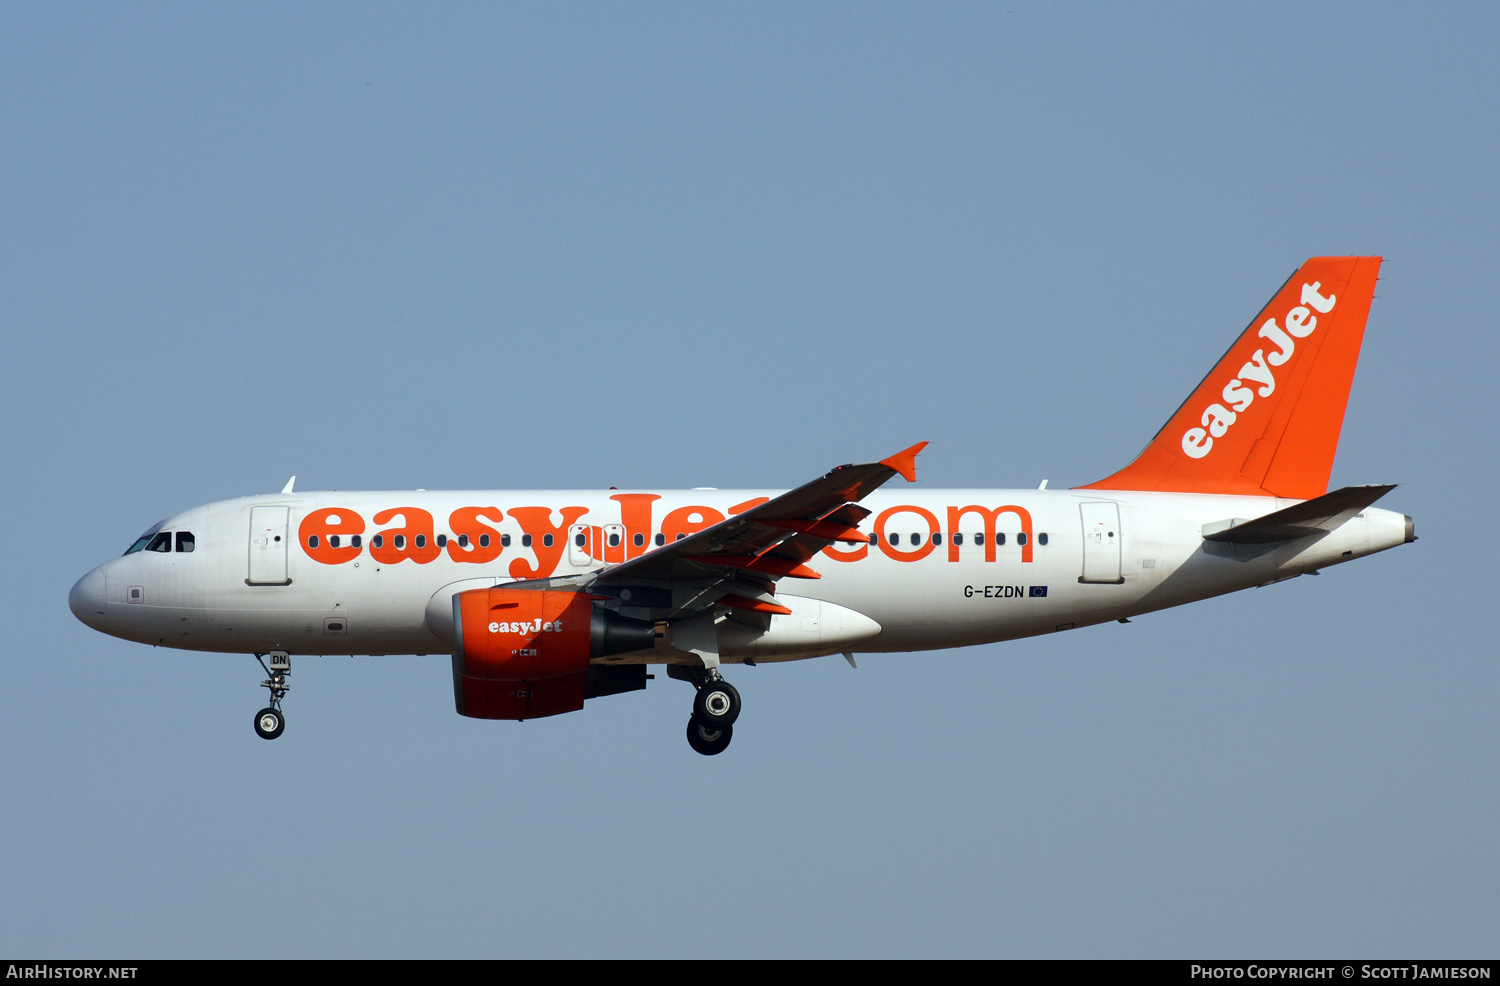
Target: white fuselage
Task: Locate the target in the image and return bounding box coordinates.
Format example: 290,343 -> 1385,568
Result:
69,488 -> 1411,663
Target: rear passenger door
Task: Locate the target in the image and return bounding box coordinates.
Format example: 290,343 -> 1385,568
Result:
1079,501 -> 1123,584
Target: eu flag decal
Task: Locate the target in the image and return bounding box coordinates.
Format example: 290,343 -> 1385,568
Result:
1029,585 -> 1048,597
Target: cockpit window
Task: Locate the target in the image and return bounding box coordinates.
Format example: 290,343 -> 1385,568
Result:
145,533 -> 172,553
124,521 -> 168,555
175,532 -> 195,553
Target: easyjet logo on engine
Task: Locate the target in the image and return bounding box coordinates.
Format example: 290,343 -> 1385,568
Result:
489,619 -> 564,634
1180,281 -> 1338,460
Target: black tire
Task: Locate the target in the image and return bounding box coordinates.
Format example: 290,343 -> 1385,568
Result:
686,717 -> 733,756
254,707 -> 285,740
692,677 -> 741,728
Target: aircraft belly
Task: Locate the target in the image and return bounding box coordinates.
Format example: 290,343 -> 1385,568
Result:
807,554 -> 1076,651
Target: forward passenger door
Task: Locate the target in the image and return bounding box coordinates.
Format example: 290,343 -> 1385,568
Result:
247,506 -> 291,585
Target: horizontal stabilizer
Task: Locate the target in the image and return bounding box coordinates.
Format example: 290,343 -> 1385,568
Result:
1203,485 -> 1396,544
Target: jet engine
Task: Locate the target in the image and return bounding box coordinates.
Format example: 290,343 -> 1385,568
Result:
451,587 -> 655,720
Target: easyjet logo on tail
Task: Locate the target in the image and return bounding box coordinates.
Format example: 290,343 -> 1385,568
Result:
1181,281 -> 1337,460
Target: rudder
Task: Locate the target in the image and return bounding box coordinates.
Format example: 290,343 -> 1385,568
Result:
1079,256 -> 1382,500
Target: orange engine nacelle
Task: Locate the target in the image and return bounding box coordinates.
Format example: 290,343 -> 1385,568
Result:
451,587 -> 655,720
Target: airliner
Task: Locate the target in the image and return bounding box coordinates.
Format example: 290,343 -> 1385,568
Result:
68,257 -> 1413,754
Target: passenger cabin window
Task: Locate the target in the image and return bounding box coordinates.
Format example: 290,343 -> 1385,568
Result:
307,535 -> 320,549
634,533 -> 645,547
521,534 -> 532,548
996,533 -> 1006,545
543,533 -> 554,548
394,535 -> 406,549
146,532 -> 171,553
501,534 -> 512,547
478,534 -> 490,548
1038,533 -> 1048,546
888,532 -> 899,546
328,535 -> 339,548
436,534 -> 447,548
932,532 -> 942,545
458,534 -> 469,548
655,533 -> 665,546
974,533 -> 984,546
1017,532 -> 1028,546
953,533 -> 964,546
371,535 -> 384,549
414,535 -> 426,549
351,535 -> 362,548
175,532 -> 195,552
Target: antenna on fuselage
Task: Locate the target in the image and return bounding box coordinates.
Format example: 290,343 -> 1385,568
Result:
281,476 -> 296,495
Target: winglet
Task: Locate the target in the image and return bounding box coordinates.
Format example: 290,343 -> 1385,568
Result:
881,441 -> 929,483
281,476 -> 296,495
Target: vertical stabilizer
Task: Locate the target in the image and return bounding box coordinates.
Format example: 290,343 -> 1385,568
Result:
1079,256 -> 1381,499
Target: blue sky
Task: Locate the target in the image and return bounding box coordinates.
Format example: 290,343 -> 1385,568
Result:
2,3 -> 1496,957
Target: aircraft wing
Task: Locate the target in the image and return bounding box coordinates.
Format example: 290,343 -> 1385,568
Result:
587,442 -> 927,613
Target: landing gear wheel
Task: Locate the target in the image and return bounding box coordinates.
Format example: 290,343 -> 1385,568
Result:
254,707 -> 285,740
693,677 -> 741,728
686,717 -> 733,756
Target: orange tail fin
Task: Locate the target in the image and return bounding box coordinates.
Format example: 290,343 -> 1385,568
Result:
1079,256 -> 1382,500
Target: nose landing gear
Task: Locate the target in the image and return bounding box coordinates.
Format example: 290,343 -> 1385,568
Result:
253,652 -> 290,740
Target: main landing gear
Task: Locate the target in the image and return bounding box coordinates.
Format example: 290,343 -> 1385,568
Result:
670,665 -> 742,756
686,717 -> 732,756
253,651 -> 290,740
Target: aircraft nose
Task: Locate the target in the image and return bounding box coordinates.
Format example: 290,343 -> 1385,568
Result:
69,566 -> 108,632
